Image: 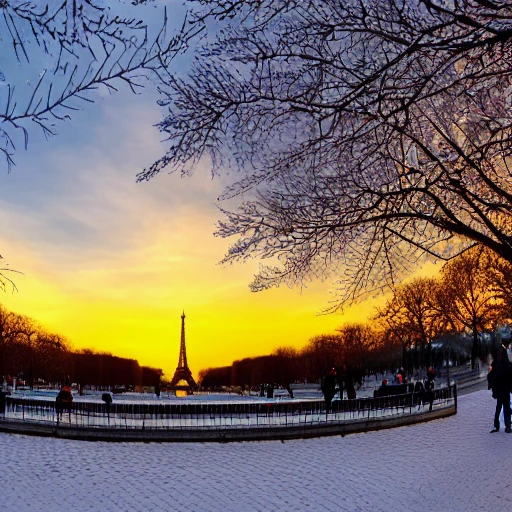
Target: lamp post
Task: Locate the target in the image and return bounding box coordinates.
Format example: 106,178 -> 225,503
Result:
446,341 -> 452,388
24,330 -> 36,391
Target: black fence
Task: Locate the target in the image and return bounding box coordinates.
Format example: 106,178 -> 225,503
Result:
0,386 -> 457,431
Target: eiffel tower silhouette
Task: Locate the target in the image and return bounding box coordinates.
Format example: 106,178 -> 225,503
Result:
170,311 -> 197,390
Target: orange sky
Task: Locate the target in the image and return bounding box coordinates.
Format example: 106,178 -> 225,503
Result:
0,84 -> 440,381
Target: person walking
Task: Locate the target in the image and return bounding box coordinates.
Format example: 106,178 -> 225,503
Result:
341,364 -> 356,400
425,367 -> 436,411
487,342 -> 512,433
56,384 -> 73,422
321,368 -> 337,413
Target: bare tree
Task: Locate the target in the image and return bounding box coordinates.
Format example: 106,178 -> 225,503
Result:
137,0 -> 512,307
377,277 -> 447,368
484,248 -> 512,321
6,313 -> 39,388
0,1 -> 197,287
301,334 -> 341,380
34,331 -> 72,384
438,245 -> 499,368
0,303 -> 73,385
335,323 -> 378,372
0,304 -> 14,379
0,0 -> 191,172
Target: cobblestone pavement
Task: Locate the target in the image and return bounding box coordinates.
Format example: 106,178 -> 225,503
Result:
1,390 -> 511,512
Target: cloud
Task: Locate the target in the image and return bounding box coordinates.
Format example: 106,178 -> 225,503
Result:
0,74 -> 360,378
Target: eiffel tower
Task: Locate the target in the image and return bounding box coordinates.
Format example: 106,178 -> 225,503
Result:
170,311 -> 197,390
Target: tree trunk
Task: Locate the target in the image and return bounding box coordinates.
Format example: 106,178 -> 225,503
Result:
471,324 -> 479,370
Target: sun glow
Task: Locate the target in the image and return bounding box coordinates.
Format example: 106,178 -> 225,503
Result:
0,89 -> 439,381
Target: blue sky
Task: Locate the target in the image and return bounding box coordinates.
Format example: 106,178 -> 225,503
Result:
0,1 -> 391,378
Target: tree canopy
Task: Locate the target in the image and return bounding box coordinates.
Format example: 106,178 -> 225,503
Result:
0,0 -> 194,288
4,1 -> 512,309
0,0 -> 196,174
137,0 -> 512,307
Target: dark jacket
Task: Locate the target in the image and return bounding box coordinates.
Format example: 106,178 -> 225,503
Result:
338,366 -> 356,399
322,372 -> 337,396
56,387 -> 73,402
488,347 -> 512,398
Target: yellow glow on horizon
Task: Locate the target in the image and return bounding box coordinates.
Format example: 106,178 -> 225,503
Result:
0,90 -> 443,382
0,240 -> 390,380
0,219 -> 442,381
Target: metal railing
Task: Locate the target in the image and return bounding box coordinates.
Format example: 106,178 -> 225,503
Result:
0,386 -> 456,431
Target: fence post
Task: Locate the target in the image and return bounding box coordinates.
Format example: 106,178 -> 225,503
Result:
453,383 -> 457,413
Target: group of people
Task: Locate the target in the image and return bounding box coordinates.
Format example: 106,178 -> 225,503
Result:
487,341 -> 512,434
321,365 -> 356,412
374,367 -> 436,410
323,365 -> 439,412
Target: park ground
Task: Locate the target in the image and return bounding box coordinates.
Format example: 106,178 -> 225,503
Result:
0,389 -> 510,512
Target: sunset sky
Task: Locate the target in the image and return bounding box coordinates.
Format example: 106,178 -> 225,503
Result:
0,2 -> 438,381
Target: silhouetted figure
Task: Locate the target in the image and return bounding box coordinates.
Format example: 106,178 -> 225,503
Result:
102,392 -> 113,413
488,343 -> 512,433
342,365 -> 356,400
322,368 -> 337,413
0,389 -> 10,414
425,367 -> 436,411
374,379 -> 388,397
56,385 -> 73,423
413,381 -> 425,408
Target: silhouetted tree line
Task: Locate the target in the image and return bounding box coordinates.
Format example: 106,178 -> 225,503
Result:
198,366 -> 233,390
200,245 -> 512,387
0,304 -> 72,388
377,245 -> 512,370
0,303 -> 162,389
72,350 -> 162,391
199,326 -> 400,390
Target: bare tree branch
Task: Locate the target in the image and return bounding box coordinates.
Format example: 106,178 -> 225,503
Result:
136,0 -> 512,308
0,0 -> 196,172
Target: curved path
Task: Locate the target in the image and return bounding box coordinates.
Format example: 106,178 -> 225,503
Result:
0,390 -> 510,512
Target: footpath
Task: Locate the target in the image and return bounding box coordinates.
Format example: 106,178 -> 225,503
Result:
0,389 -> 510,512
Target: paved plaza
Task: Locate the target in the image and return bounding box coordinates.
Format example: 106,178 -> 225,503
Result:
0,389 -> 510,512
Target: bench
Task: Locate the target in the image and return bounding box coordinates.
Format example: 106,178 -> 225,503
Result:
373,384 -> 408,398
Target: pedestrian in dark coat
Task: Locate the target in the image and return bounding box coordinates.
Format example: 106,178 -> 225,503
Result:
425,367 -> 436,411
488,343 -> 512,433
56,385 -> 73,422
340,364 -> 356,400
413,380 -> 425,408
322,368 -> 337,413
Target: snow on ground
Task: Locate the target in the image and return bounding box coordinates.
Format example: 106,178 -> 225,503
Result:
0,389 -> 510,512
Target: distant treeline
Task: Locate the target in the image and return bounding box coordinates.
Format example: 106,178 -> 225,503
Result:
200,245 -> 512,388
72,351 -> 162,390
0,304 -> 161,389
199,325 -> 400,389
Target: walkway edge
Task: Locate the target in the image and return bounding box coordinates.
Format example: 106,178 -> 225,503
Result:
0,404 -> 456,442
